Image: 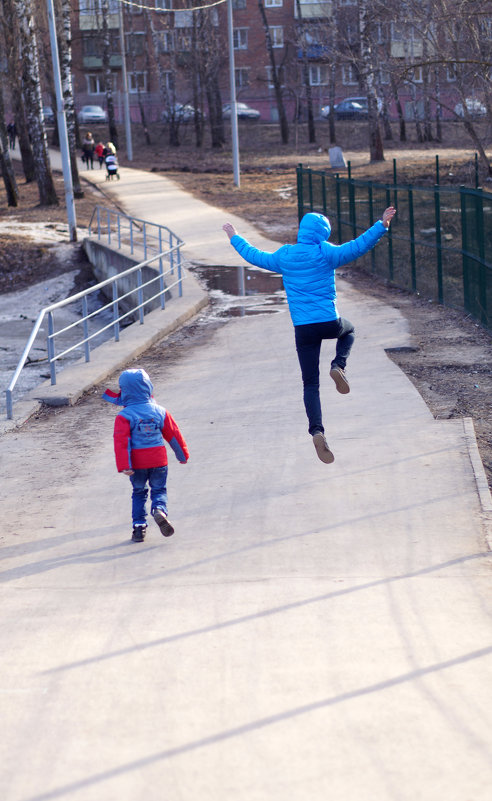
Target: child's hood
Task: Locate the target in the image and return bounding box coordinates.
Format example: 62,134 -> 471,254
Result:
297,212 -> 331,245
102,368 -> 153,406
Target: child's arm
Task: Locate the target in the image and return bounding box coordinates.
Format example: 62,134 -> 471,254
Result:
222,222 -> 282,273
323,207 -> 396,269
162,411 -> 189,463
113,414 -> 133,472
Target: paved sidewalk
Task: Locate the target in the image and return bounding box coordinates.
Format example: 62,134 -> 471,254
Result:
1,152 -> 492,801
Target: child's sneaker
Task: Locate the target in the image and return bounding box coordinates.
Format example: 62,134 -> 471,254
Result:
132,524 -> 147,542
153,509 -> 175,537
330,365 -> 350,394
312,432 -> 335,464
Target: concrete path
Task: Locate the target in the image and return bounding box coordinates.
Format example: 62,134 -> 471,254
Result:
1,154 -> 492,801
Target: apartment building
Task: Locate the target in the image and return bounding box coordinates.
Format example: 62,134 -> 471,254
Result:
70,0 -> 464,123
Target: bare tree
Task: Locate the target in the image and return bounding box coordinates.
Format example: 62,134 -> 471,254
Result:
295,0 -> 315,143
127,9 -> 151,145
0,80 -> 19,206
101,0 -> 118,148
13,0 -> 58,205
58,0 -> 83,197
358,0 -> 384,161
258,0 -> 289,144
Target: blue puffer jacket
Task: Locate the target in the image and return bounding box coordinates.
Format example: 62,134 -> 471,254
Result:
229,213 -> 387,325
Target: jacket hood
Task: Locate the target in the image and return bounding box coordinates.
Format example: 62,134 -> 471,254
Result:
119,368 -> 154,406
297,213 -> 331,245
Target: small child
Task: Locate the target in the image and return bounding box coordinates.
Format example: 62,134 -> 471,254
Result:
103,368 -> 189,542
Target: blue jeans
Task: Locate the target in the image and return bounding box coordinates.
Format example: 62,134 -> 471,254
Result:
129,467 -> 168,526
295,317 -> 355,436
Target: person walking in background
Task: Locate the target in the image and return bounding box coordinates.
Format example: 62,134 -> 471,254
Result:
95,141 -> 105,168
223,206 -> 396,464
103,368 -> 189,542
7,121 -> 16,150
81,131 -> 95,169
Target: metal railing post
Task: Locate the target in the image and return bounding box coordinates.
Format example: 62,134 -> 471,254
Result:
308,168 -> 313,210
177,246 -> 183,297
297,163 -> 304,223
335,173 -> 342,242
117,213 -> 121,249
137,269 -> 144,324
434,185 -> 443,304
82,295 -> 90,362
48,311 -> 56,384
112,281 -> 120,341
107,208 -> 111,246
130,218 -> 134,255
170,232 -> 174,275
96,206 -> 101,241
368,183 -> 375,273
143,222 -> 147,261
476,189 -> 487,325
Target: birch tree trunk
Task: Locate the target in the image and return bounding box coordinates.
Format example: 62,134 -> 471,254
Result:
0,80 -> 19,206
14,0 -> 58,205
145,8 -> 180,147
258,0 -> 289,144
101,0 -> 118,149
58,0 -> 83,197
358,0 -> 384,161
1,0 -> 36,181
129,11 -> 151,145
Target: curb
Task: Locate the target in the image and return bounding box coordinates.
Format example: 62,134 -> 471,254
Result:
462,416 -> 492,549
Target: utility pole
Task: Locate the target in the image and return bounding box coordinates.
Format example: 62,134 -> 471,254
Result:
118,0 -> 133,161
227,0 -> 240,187
46,0 -> 77,240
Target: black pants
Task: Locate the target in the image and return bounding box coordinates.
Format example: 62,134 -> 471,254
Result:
295,317 -> 355,435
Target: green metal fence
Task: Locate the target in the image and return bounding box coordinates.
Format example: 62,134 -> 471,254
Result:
296,164 -> 492,331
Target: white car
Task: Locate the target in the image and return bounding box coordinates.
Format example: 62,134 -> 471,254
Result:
454,99 -> 487,118
222,102 -> 260,120
161,104 -> 201,122
78,105 -> 107,124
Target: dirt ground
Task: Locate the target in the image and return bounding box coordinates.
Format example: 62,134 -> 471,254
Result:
1,121 -> 491,489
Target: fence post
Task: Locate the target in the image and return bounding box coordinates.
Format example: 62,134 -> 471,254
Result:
460,186 -> 471,315
368,182 -> 375,273
434,185 -> 443,304
393,158 -> 398,209
308,168 -> 313,210
435,154 -> 440,185
82,295 -> 90,362
321,172 -> 327,215
335,173 -> 342,242
475,153 -> 479,189
475,189 -> 487,325
349,176 -> 356,237
386,187 -> 394,281
408,187 -> 417,292
297,164 -> 304,223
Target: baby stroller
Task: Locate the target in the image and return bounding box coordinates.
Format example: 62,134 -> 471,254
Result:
105,152 -> 120,181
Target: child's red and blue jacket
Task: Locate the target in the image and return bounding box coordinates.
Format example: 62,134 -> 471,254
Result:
103,368 -> 189,472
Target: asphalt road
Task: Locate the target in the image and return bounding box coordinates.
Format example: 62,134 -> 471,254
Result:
1,159 -> 491,800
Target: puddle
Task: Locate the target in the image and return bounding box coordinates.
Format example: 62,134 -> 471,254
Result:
190,265 -> 287,318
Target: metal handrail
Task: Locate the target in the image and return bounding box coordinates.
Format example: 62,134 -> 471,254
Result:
5,215 -> 185,419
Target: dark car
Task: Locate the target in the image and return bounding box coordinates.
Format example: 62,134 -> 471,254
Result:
321,96 -> 382,121
222,102 -> 260,120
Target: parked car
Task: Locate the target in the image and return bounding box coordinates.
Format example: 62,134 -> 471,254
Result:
43,106 -> 55,124
78,105 -> 107,124
454,99 -> 487,118
161,103 -> 201,122
222,102 -> 260,120
321,96 -> 382,121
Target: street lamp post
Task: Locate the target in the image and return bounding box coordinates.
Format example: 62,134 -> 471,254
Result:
227,0 -> 240,187
118,0 -> 133,161
45,0 -> 77,241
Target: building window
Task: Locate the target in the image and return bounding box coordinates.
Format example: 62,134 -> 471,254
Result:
177,32 -> 192,51
83,35 -> 99,57
342,64 -> 358,85
308,64 -> 329,85
164,71 -> 175,91
235,68 -> 250,88
265,0 -> 282,6
80,0 -> 119,13
233,28 -> 248,49
406,66 -> 423,83
126,32 -> 145,56
155,0 -> 172,9
87,73 -> 113,94
128,71 -> 147,93
270,26 -> 284,47
339,0 -> 356,5
232,0 -> 246,7
157,31 -> 173,53
379,68 -> 390,85
446,64 -> 457,82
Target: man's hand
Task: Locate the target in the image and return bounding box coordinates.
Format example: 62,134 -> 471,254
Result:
382,207 -> 396,228
122,469 -> 134,476
222,222 -> 238,240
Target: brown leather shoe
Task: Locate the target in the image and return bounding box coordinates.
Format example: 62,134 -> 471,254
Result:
330,366 -> 350,394
313,432 -> 335,464
153,509 -> 175,537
